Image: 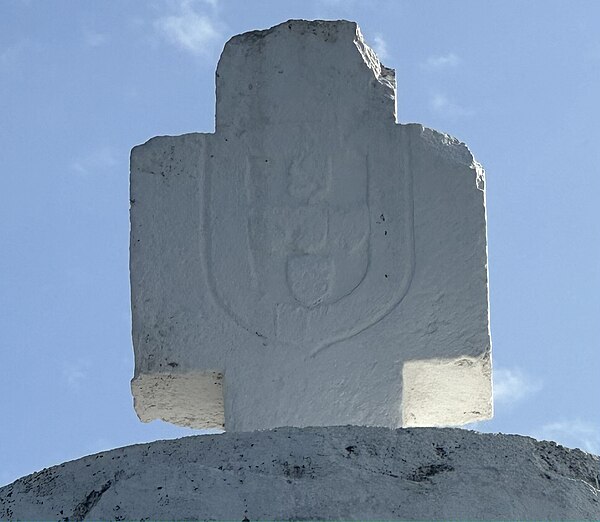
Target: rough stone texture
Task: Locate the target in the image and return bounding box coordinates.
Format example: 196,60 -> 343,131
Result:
2,427 -> 599,521
130,19 -> 492,431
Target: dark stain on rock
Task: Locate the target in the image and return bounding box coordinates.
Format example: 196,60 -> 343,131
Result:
434,445 -> 448,458
407,463 -> 453,482
69,480 -> 112,521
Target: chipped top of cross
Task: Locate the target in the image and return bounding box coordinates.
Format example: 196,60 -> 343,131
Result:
215,19 -> 397,130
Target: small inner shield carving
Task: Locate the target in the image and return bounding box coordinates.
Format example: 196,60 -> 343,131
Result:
287,254 -> 332,307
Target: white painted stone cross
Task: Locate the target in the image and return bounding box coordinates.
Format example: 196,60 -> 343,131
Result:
130,20 -> 492,431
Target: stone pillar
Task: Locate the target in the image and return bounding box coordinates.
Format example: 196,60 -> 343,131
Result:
129,20 -> 492,431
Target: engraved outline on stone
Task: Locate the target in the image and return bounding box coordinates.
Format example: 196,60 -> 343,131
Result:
201,131 -> 415,355
258,152 -> 371,317
308,137 -> 415,355
283,152 -> 337,308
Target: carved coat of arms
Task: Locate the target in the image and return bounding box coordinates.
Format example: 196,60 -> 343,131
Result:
203,130 -> 414,354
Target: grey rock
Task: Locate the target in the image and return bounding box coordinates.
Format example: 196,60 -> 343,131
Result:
2,427 -> 599,520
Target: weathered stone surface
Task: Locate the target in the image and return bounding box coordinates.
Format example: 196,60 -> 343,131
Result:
2,428 -> 599,521
130,19 -> 492,431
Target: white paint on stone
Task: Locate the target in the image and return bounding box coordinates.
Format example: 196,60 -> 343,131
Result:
129,19 -> 492,431
402,356 -> 492,427
1,427 -> 599,521
131,372 -> 224,429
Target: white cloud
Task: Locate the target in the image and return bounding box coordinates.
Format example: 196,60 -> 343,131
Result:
0,47 -> 17,66
315,0 -> 354,5
87,437 -> 113,455
536,419 -> 600,455
83,29 -> 109,48
429,93 -> 473,118
493,367 -> 542,405
1,41 -> 28,68
61,360 -> 92,390
423,52 -> 460,70
155,0 -> 222,56
70,146 -> 118,177
372,34 -> 389,61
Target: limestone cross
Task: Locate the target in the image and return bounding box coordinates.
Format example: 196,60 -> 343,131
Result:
130,20 -> 492,431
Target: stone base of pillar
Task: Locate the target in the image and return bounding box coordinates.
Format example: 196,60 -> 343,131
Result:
1,427 -> 598,520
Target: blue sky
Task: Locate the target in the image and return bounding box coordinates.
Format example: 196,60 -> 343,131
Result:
1,0 -> 599,486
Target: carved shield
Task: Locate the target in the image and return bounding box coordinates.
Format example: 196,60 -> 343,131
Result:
203,133 -> 414,353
